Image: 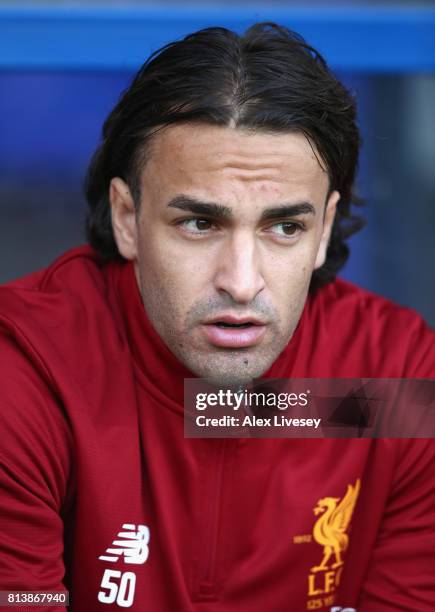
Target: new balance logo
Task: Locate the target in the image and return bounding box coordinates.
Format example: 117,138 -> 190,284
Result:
99,523 -> 150,565
98,524 -> 150,607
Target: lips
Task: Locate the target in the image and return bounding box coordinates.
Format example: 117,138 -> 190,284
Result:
202,315 -> 267,348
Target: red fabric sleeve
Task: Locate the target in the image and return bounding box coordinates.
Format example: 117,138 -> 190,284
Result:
357,439 -> 435,611
0,332 -> 73,611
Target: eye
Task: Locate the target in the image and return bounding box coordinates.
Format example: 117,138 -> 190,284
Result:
267,222 -> 303,237
177,218 -> 214,233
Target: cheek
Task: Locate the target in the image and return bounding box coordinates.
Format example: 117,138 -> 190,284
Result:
270,268 -> 309,312
263,241 -> 317,287
262,246 -> 315,317
137,231 -> 212,312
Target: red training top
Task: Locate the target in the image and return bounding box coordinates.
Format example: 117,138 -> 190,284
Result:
0,246 -> 434,612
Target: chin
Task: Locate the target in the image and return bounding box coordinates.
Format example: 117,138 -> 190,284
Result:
187,351 -> 276,388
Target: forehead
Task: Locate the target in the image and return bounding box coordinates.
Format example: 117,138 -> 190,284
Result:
142,123 -> 329,199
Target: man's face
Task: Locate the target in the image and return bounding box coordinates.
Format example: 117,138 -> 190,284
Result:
111,124 -> 339,386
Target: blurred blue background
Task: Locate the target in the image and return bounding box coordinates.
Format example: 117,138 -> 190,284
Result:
0,3 -> 434,326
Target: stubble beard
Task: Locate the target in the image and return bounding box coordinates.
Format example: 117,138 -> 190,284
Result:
136,267 -> 298,387
168,322 -> 294,387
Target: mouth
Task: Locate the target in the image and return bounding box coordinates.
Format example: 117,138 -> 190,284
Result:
214,322 -> 255,329
202,316 -> 267,348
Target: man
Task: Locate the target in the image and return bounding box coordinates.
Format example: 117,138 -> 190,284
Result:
0,23 -> 434,612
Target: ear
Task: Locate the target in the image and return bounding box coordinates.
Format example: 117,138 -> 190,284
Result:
314,190 -> 340,270
110,177 -> 138,261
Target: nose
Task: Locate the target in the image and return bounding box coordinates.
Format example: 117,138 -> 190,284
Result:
213,232 -> 265,304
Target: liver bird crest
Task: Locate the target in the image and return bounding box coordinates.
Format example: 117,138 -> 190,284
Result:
311,479 -> 361,572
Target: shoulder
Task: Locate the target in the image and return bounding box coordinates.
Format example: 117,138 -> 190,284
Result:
0,247 -> 127,504
2,244 -> 108,296
0,246 -> 128,384
314,277 -> 426,317
319,277 -> 433,335
0,249 -> 104,496
305,278 -> 434,377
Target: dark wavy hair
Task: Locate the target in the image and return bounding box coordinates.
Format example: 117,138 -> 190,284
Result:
85,22 -> 364,290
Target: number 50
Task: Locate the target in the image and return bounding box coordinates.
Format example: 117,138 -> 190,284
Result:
98,569 -> 136,607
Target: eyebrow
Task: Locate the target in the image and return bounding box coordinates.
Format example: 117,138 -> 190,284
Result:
167,195 -> 232,219
259,202 -> 316,221
167,195 -> 316,221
